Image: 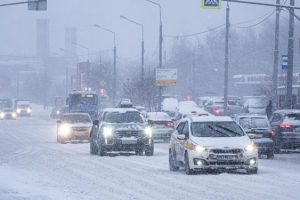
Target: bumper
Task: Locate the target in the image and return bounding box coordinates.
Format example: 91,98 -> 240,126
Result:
100,137 -> 153,152
0,114 -> 17,120
254,140 -> 274,154
152,129 -> 173,141
17,111 -> 31,116
59,131 -> 90,141
188,150 -> 258,170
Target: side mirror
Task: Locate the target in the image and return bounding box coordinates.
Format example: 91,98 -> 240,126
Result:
56,120 -> 61,124
93,120 -> 99,126
177,135 -> 186,140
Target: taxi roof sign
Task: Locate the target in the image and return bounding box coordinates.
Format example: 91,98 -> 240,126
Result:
201,0 -> 222,9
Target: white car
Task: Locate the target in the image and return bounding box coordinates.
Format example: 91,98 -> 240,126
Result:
169,115 -> 258,175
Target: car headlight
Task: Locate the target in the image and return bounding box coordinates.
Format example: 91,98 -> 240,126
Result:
245,144 -> 256,152
27,108 -> 32,113
17,109 -> 21,113
59,124 -> 71,136
12,112 -> 17,118
0,112 -> 4,118
56,110 -> 60,115
103,127 -> 113,138
194,145 -> 206,153
144,127 -> 152,137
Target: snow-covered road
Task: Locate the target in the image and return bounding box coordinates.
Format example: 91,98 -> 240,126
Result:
1,105 -> 300,200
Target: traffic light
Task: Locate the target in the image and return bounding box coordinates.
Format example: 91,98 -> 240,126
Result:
28,0 -> 47,11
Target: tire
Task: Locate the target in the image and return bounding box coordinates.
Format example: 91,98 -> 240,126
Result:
98,142 -> 105,157
246,168 -> 258,174
184,152 -> 194,175
169,149 -> 179,171
145,143 -> 154,156
267,151 -> 274,159
135,148 -> 144,156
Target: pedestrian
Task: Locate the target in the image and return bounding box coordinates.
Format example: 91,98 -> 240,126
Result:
266,100 -> 273,119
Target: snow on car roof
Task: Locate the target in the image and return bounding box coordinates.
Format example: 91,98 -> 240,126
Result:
63,113 -> 90,116
274,109 -> 300,114
147,112 -> 171,121
234,113 -> 267,118
103,108 -> 138,113
190,115 -> 233,123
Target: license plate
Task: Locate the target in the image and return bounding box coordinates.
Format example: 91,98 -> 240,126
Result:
121,138 -> 137,144
217,155 -> 237,160
74,131 -> 85,136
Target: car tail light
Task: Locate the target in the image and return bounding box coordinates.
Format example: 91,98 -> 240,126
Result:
213,107 -> 220,115
280,124 -> 293,131
269,130 -> 276,138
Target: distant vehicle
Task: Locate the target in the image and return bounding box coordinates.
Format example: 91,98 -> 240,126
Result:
204,99 -> 229,116
270,110 -> 300,152
243,96 -> 268,114
147,112 -> 175,142
234,114 -> 274,159
0,98 -> 13,110
56,113 -> 92,143
50,107 -> 62,119
162,98 -> 178,116
15,100 -> 32,117
67,91 -> 99,120
226,98 -> 244,115
90,108 -> 154,156
117,98 -> 133,108
176,101 -> 210,121
0,108 -> 17,120
169,115 -> 258,175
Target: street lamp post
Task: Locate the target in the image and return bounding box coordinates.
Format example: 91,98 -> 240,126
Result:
145,0 -> 163,111
120,15 -> 144,81
94,24 -> 117,106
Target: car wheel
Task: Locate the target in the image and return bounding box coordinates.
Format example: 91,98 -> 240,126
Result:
246,168 -> 258,174
267,151 -> 274,159
184,152 -> 194,175
169,149 -> 179,171
135,148 -> 144,156
274,147 -> 281,154
145,144 -> 154,156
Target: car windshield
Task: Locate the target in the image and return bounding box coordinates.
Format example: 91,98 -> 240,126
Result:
19,105 -> 29,108
103,111 -> 144,123
239,117 -> 269,129
191,121 -> 245,137
62,114 -> 91,124
284,113 -> 300,122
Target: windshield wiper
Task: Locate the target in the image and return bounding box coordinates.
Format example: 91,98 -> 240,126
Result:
215,125 -> 243,137
207,125 -> 230,137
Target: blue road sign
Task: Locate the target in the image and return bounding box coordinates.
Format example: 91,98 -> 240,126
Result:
202,0 -> 222,9
282,55 -> 288,70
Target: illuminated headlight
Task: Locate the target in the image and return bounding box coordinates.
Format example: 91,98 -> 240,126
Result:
103,127 -> 113,138
245,144 -> 256,152
0,112 -> 4,119
144,127 -> 152,137
249,158 -> 256,166
194,145 -> 206,153
59,124 -> 71,136
27,108 -> 32,113
17,109 -> 21,114
56,110 -> 60,115
12,112 -> 17,118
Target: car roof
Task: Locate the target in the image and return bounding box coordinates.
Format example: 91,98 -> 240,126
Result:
103,108 -> 138,113
147,112 -> 171,120
185,115 -> 233,123
234,113 -> 268,118
63,113 -> 90,116
273,109 -> 300,114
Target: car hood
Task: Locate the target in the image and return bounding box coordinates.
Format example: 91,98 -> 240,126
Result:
191,135 -> 252,149
102,122 -> 145,131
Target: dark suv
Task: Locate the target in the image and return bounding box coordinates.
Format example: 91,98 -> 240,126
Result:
90,108 -> 154,156
270,110 -> 300,152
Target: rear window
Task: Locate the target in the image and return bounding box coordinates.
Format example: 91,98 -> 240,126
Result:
239,117 -> 269,129
191,121 -> 245,137
284,113 -> 300,123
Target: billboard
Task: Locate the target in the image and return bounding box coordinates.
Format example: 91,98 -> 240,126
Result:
156,68 -> 177,86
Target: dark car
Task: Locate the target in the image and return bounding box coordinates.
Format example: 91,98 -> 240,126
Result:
234,114 -> 275,159
270,110 -> 300,152
90,108 -> 154,156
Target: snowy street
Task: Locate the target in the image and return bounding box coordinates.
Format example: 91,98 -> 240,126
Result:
1,105 -> 300,200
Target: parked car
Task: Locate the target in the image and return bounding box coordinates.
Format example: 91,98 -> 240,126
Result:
234,114 -> 274,159
90,108 -> 154,156
270,109 -> 300,152
56,113 -> 92,143
169,115 -> 258,175
0,108 -> 17,120
146,112 -> 175,142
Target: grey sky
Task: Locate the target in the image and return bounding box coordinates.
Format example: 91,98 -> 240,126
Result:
0,0 -> 298,62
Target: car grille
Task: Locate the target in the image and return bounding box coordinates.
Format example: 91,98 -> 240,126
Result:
208,161 -> 244,166
210,148 -> 243,154
72,127 -> 90,132
115,130 -> 140,138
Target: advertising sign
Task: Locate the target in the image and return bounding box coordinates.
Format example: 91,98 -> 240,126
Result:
156,68 -> 177,86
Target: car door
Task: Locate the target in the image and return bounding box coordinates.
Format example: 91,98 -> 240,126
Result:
177,121 -> 189,162
174,122 -> 185,161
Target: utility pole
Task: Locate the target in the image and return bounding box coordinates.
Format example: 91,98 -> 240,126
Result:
273,0 -> 280,109
158,15 -> 163,111
286,0 -> 295,108
224,3 -> 230,115
65,67 -> 68,96
113,45 -> 117,106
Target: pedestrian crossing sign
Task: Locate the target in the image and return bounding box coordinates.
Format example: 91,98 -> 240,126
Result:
202,0 -> 222,9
